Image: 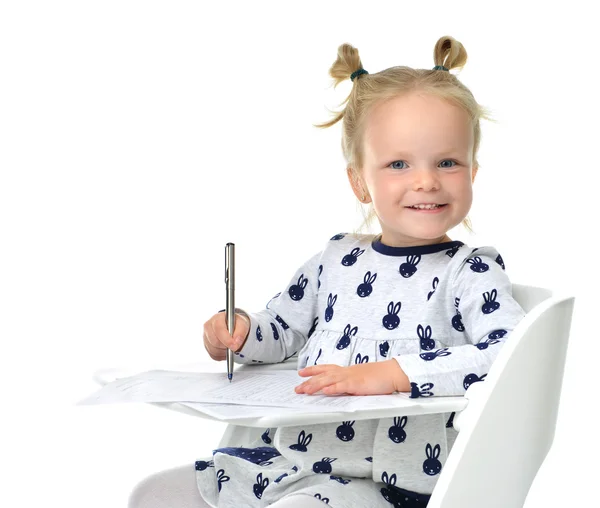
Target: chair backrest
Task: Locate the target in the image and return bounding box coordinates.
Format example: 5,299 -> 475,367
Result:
511,282 -> 553,312
427,285 -> 575,508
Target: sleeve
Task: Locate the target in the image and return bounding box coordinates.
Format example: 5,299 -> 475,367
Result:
393,246 -> 527,397
231,249 -> 322,365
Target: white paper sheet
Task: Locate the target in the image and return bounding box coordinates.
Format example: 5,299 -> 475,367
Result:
77,369 -> 413,411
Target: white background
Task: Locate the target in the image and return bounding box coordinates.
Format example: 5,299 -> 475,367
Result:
1,1 -> 597,506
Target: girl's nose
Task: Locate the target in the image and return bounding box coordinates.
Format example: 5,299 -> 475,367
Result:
412,168 -> 441,191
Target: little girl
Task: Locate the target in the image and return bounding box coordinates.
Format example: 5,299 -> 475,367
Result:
129,35 -> 526,508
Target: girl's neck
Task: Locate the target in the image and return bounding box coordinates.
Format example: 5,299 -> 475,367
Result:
378,233 -> 452,248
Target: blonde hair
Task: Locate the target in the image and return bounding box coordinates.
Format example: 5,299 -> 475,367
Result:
314,35 -> 497,236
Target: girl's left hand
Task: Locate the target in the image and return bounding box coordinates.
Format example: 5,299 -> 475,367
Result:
295,360 -> 409,396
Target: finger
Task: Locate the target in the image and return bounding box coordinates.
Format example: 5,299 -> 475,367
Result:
203,318 -> 231,360
204,322 -> 226,351
213,314 -> 239,350
204,333 -> 225,361
233,314 -> 250,342
322,381 -> 350,395
216,312 -> 249,349
298,364 -> 337,377
216,311 -> 249,338
295,373 -> 338,395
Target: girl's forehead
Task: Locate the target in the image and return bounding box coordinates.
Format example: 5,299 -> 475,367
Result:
364,94 -> 473,156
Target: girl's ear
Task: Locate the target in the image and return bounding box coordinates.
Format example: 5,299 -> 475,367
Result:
346,167 -> 370,203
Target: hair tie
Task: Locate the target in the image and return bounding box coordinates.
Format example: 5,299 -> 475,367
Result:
351,66 -> 446,82
350,68 -> 369,82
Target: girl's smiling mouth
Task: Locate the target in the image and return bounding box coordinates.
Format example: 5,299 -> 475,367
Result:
406,203 -> 448,212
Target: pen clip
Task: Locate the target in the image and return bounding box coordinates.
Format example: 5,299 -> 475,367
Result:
225,242 -> 234,289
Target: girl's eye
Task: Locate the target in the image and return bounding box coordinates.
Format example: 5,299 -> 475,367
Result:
439,159 -> 457,169
389,160 -> 407,170
388,159 -> 458,170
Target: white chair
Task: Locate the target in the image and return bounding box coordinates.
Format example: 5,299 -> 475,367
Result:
93,283 -> 575,508
425,284 -> 574,507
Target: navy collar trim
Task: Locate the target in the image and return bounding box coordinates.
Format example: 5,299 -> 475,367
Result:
371,235 -> 464,256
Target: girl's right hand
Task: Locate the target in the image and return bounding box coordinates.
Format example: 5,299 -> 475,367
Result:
203,311 -> 250,361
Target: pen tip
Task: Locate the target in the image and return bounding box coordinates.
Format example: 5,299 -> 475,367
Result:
228,373 -> 232,382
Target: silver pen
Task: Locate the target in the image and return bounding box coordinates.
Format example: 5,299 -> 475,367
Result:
225,243 -> 235,382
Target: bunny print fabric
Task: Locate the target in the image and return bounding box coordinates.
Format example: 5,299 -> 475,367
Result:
195,233 -> 526,507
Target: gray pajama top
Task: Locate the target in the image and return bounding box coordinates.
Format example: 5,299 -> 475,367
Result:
195,232 -> 526,508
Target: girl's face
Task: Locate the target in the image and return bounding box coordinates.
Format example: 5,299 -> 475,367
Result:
349,92 -> 477,247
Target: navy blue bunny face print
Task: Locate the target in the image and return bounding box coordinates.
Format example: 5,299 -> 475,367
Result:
336,324 -> 357,350
496,253 -> 505,270
314,493 -> 330,503
270,322 -> 280,340
423,444 -> 442,476
488,329 -> 507,340
399,255 -> 421,278
427,277 -> 439,300
261,429 -> 271,444
289,430 -> 312,452
418,324 -> 435,350
289,274 -> 308,301
336,421 -> 355,441
419,347 -> 451,361
325,293 -> 337,322
475,336 -> 501,350
275,315 -> 289,330
464,373 -> 487,390
446,244 -> 461,258
380,472 -> 402,506
256,325 -> 263,342
382,301 -> 401,330
341,247 -> 364,266
482,289 -> 500,314
379,340 -> 390,357
330,233 -> 346,241
467,256 -> 489,273
452,297 -> 465,332
388,416 -> 407,443
318,264 -> 323,289
253,473 -> 269,499
410,382 -> 434,398
216,469 -> 230,492
357,271 -> 377,297
195,460 -> 214,471
313,457 -> 337,474
355,353 -> 369,364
